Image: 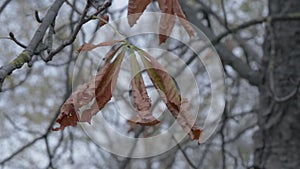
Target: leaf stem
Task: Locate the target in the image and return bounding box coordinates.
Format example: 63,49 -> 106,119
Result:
94,15 -> 125,39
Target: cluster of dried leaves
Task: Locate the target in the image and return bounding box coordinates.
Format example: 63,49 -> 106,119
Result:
53,41 -> 201,140
53,0 -> 201,141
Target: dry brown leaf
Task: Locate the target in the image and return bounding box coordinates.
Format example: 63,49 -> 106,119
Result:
172,0 -> 195,37
128,51 -> 160,126
80,46 -> 125,122
159,0 -> 176,44
52,100 -> 79,131
177,98 -> 202,140
158,0 -> 195,43
77,40 -> 124,52
52,78 -> 98,131
127,0 -> 152,27
52,46 -> 125,131
141,51 -> 181,112
95,47 -> 126,110
140,50 -> 201,140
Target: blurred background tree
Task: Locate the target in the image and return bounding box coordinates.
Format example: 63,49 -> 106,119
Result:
0,0 -> 299,169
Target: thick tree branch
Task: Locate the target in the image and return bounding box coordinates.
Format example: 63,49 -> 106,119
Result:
212,13 -> 300,45
0,0 -> 65,91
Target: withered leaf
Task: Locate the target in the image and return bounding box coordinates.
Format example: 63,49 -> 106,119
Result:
172,0 -> 195,37
140,51 -> 181,114
127,0 -> 152,27
52,77 -> 97,131
140,50 -> 201,140
128,50 -> 160,126
52,102 -> 79,131
177,98 -> 202,140
80,46 -> 126,122
95,47 -> 126,110
53,46 -> 125,131
159,0 -> 176,44
158,0 -> 195,43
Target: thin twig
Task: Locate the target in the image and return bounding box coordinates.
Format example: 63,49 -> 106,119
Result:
0,0 -> 11,14
220,107 -> 228,169
225,123 -> 257,143
172,136 -> 197,169
65,0 -> 82,15
35,10 -> 43,23
212,13 -> 300,45
221,0 -> 228,29
0,59 -> 73,166
44,136 -> 54,169
9,32 -> 27,48
3,112 -> 41,134
269,70 -> 300,102
119,126 -> 145,169
1,68 -> 32,92
179,0 -> 261,86
0,135 -> 44,165
44,1 -> 112,62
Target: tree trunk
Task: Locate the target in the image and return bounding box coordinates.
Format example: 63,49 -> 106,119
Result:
254,0 -> 300,169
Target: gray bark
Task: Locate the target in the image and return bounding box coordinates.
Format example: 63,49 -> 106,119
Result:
180,1 -> 300,167
254,0 -> 300,169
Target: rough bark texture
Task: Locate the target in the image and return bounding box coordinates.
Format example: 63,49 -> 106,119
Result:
254,0 -> 300,168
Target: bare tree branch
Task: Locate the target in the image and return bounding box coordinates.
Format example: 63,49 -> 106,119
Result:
179,0 -> 261,86
1,68 -> 32,92
0,0 -> 11,14
0,58 -> 73,166
212,13 -> 300,45
0,0 -> 113,92
196,0 -> 261,63
221,0 -> 228,29
0,135 -> 44,166
0,0 -> 65,91
173,136 -> 197,169
119,126 -> 145,169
